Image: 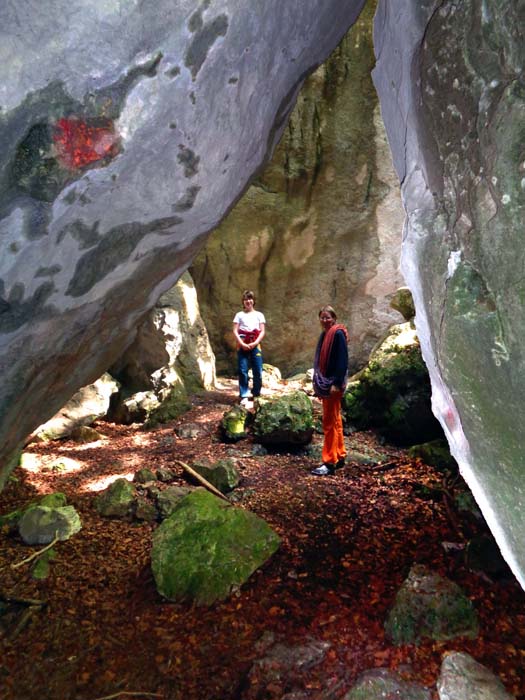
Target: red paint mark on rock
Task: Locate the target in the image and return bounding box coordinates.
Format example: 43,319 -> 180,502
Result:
53,117 -> 120,170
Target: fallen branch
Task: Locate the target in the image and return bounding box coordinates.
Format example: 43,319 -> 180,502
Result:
92,692 -> 163,700
11,533 -> 59,570
11,605 -> 42,640
0,592 -> 46,607
173,459 -> 231,503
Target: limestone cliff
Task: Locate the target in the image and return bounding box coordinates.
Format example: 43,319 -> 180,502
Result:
191,1 -> 405,376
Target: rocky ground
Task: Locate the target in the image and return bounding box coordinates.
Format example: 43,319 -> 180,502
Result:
1,379 -> 524,700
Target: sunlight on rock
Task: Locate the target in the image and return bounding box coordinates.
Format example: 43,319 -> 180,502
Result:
84,473 -> 135,493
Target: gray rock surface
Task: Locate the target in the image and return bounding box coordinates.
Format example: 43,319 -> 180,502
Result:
437,652 -> 515,700
18,505 -> 82,545
373,0 -> 525,586
345,668 -> 431,700
0,0 -> 366,486
34,373 -> 119,441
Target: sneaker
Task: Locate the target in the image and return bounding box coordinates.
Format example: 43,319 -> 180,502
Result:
335,458 -> 346,469
310,463 -> 335,476
240,397 -> 250,407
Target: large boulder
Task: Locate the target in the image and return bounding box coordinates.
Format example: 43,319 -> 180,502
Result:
253,391 -> 313,446
151,489 -> 280,604
342,322 -> 443,445
373,0 -> 525,585
191,2 -> 405,377
0,0 -> 366,487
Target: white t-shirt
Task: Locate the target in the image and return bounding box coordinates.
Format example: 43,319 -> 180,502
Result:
233,310 -> 266,333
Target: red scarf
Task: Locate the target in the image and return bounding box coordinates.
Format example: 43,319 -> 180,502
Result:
319,323 -> 348,374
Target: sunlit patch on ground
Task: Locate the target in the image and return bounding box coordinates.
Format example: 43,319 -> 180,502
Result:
83,472 -> 135,493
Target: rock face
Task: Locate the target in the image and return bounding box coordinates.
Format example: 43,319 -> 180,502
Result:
108,271 -> 216,424
373,0 -> 525,586
191,1 -> 405,376
0,0 -> 366,487
437,652 -> 515,700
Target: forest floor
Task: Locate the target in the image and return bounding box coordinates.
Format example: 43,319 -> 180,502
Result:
1,379 -> 524,700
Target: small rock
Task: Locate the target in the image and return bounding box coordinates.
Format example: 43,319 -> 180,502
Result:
156,467 -> 176,482
134,468 -> 157,484
176,422 -> 206,439
134,497 -> 158,522
157,485 -> 194,519
18,505 -> 82,545
70,425 -> 104,443
190,457 -> 240,493
94,478 -> 136,518
437,651 -> 515,700
344,668 -> 431,699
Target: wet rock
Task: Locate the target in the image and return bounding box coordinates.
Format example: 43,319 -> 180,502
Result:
437,651 -> 515,700
151,489 -> 280,604
385,564 -> 478,645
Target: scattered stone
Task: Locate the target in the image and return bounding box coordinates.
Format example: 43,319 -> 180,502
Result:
94,478 -> 136,518
18,505 -> 82,545
251,444 -> 268,457
244,639 -> 331,700
253,391 -> 313,446
41,457 -> 79,473
385,564 -> 479,645
134,468 -> 157,484
151,489 -> 280,604
134,498 -> 158,522
156,467 -> 176,482
156,485 -> 194,519
190,457 -> 240,493
344,668 -> 431,699
221,405 -> 248,442
437,651 -> 515,700
70,425 -> 104,443
176,422 -> 206,439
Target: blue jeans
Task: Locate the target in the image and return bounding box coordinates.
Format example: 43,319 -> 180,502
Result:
237,346 -> 263,398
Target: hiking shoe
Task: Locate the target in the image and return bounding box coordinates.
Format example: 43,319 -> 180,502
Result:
335,458 -> 346,469
311,463 -> 335,476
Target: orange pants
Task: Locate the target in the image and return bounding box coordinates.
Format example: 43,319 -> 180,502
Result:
321,394 -> 346,465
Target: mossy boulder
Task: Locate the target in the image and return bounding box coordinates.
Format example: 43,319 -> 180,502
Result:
253,391 -> 313,446
94,478 -> 136,518
151,489 -> 280,604
389,286 -> 416,321
1,492 -> 68,533
134,468 -> 157,484
342,323 -> 443,446
385,564 -> 479,645
221,405 -> 249,442
191,457 -> 240,493
18,505 -> 82,545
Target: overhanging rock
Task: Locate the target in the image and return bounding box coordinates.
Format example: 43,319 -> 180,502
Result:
373,0 -> 525,588
0,0 -> 366,486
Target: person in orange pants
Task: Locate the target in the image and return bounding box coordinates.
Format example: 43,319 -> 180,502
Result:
311,305 -> 349,476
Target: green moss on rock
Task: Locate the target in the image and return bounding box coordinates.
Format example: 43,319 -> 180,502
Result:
253,391 -> 313,446
151,489 -> 280,604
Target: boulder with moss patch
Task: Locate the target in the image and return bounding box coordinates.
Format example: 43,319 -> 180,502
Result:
151,489 -> 280,604
18,505 -> 81,545
221,405 -> 249,442
191,457 -> 240,493
253,391 -> 313,446
342,323 -> 443,446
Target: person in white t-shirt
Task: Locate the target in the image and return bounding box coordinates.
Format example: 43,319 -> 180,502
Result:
232,290 -> 266,403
